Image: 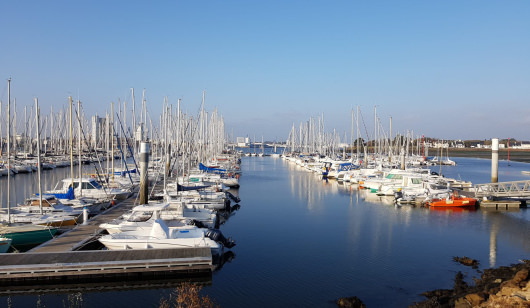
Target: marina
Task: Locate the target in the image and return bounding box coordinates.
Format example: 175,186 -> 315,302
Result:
2,2 -> 530,306
0,93 -> 529,307
0,151 -> 530,306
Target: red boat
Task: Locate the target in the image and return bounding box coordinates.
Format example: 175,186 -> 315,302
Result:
428,191 -> 477,209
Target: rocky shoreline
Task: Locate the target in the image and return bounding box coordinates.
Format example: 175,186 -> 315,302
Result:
410,259 -> 530,307
336,258 -> 530,307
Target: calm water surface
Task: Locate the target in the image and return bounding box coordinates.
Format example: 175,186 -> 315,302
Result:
2,156 -> 530,307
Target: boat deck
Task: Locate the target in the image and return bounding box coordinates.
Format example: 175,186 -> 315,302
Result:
30,196 -> 138,253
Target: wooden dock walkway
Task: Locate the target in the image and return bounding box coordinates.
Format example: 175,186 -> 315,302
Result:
0,248 -> 213,284
30,196 -> 138,253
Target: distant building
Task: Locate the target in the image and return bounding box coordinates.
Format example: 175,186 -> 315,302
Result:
91,115 -> 107,148
453,140 -> 465,148
433,142 -> 449,148
237,137 -> 249,147
513,142 -> 530,149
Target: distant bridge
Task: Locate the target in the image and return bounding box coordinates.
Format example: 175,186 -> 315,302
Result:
475,180 -> 530,199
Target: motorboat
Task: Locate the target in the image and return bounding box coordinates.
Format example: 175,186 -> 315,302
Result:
98,218 -> 234,255
427,191 -> 477,209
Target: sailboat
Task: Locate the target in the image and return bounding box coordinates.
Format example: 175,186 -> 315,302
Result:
0,83 -> 58,250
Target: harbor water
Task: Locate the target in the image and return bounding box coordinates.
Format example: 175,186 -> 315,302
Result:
2,155 -> 530,307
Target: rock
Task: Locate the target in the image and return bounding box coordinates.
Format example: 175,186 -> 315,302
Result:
454,297 -> 470,308
497,286 -> 521,297
514,290 -> 530,301
483,294 -> 530,307
454,272 -> 469,295
336,296 -> 366,308
454,256 -> 479,268
465,293 -> 484,306
454,293 -> 486,308
514,269 -> 529,284
412,260 -> 530,307
501,280 -> 519,289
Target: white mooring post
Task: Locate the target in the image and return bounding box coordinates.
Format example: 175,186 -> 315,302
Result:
139,141 -> 150,205
83,206 -> 88,225
491,138 -> 499,183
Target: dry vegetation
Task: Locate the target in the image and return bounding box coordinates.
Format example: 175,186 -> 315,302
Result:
159,282 -> 218,308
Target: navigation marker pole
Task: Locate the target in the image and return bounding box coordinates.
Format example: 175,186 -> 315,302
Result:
491,138 -> 499,183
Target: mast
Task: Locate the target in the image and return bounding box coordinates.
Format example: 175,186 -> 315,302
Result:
106,111 -> 110,182
13,99 -> 16,160
78,100 -> 83,197
142,89 -> 146,135
350,108 -> 354,162
69,96 -> 74,192
131,88 -> 136,158
7,78 -> 11,222
389,116 -> 392,162
35,98 -> 43,214
374,106 -> 377,159
356,105 -> 360,163
163,101 -> 168,190
24,106 -> 27,156
176,98 -> 181,179
111,102 -> 114,183
123,99 -> 127,171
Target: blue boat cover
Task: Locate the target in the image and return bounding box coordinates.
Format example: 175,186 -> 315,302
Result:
42,186 -> 75,200
199,163 -> 226,174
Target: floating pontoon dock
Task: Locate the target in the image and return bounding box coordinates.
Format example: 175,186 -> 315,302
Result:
0,196 -> 215,284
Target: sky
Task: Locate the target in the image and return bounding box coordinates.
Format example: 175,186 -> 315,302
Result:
1,1 -> 529,142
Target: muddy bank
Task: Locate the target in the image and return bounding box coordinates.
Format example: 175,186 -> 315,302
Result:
448,149 -> 530,163
411,259 -> 530,307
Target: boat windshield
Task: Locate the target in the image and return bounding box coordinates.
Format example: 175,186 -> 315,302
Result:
386,174 -> 403,180
91,181 -> 103,189
411,178 -> 423,184
127,211 -> 153,222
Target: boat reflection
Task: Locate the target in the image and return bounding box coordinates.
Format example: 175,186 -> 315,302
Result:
0,275 -> 212,297
0,249 -> 236,297
358,189 -> 395,205
428,205 -> 477,213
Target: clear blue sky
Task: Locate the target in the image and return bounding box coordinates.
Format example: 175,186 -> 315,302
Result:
1,1 -> 529,142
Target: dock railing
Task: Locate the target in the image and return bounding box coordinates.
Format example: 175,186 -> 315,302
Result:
474,180 -> 530,198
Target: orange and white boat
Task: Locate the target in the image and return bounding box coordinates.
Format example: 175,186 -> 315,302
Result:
428,191 -> 477,209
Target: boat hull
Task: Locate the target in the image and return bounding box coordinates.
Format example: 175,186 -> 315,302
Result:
0,226 -> 57,248
99,237 -> 222,255
0,238 -> 12,253
429,196 -> 477,209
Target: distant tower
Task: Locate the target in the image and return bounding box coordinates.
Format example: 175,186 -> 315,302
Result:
91,115 -> 107,148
